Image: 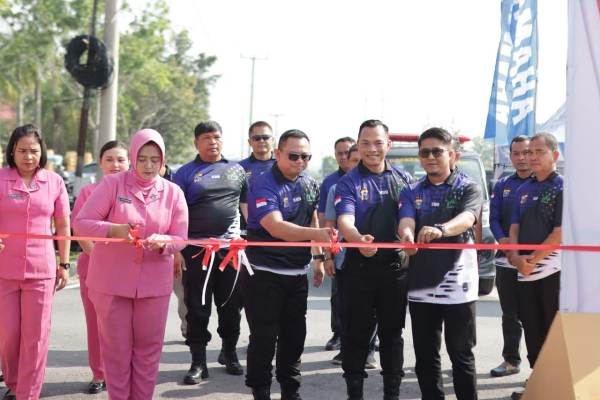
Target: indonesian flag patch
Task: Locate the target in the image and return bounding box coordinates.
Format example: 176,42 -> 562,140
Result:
256,198 -> 268,208
334,195 -> 342,206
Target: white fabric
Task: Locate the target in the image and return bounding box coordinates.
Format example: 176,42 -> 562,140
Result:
561,0 -> 600,312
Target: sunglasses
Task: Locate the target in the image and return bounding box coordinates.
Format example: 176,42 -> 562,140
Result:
286,152 -> 312,162
251,135 -> 273,142
418,147 -> 447,158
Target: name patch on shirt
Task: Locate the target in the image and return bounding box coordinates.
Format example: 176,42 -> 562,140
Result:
118,196 -> 133,204
503,188 -> 511,198
8,193 -> 26,199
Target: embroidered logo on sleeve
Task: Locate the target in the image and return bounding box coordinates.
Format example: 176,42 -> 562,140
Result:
334,195 -> 342,206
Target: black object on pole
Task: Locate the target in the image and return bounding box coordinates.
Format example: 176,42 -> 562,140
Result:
73,0 -> 100,179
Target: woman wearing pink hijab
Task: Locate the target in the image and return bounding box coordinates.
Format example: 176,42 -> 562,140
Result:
74,129 -> 189,400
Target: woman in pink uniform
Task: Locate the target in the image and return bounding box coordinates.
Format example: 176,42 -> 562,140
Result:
73,129 -> 188,400
72,140 -> 129,394
0,124 -> 71,400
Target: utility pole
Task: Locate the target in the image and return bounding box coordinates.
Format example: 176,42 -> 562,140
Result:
98,0 -> 120,158
74,0 -> 99,196
269,112 -> 283,136
241,55 -> 267,158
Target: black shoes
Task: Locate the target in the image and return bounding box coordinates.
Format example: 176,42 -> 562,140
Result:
184,348 -> 209,384
252,386 -> 272,400
383,375 -> 401,400
281,391 -> 302,400
87,380 -> 106,394
184,364 -> 209,384
325,334 -> 341,351
218,348 -> 244,376
0,374 -> 3,382
345,377 -> 364,400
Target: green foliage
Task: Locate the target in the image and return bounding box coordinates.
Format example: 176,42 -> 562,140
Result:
320,155 -> 338,179
0,0 -> 217,163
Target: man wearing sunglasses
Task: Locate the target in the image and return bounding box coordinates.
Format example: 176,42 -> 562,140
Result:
173,121 -> 248,384
398,127 -> 483,400
335,120 -> 412,400
319,136 -> 356,353
243,129 -> 333,400
239,121 -> 276,185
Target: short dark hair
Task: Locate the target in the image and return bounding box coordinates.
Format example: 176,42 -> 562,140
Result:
358,119 -> 389,139
99,140 -> 128,160
509,135 -> 530,151
334,136 -> 355,148
6,124 -> 48,169
194,120 -> 222,138
418,127 -> 453,147
530,132 -> 558,152
248,121 -> 272,136
348,144 -> 359,157
278,129 -> 310,149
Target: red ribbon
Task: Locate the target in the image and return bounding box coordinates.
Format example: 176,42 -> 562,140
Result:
127,225 -> 144,249
329,229 -> 341,255
219,239 -> 248,272
1,231 -> 600,252
191,240 -> 221,270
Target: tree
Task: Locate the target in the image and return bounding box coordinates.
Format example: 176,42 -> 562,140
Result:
0,0 -> 218,164
320,156 -> 337,180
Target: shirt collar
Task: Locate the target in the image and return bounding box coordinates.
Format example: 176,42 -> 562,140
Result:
422,168 -> 458,187
511,171 -> 533,181
194,154 -> 228,166
4,167 -> 48,182
533,170 -> 558,183
357,160 -> 393,177
249,153 -> 275,162
272,163 -> 305,184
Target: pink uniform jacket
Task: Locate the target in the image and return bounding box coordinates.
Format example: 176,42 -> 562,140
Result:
0,167 -> 70,280
72,183 -> 97,276
74,130 -> 189,299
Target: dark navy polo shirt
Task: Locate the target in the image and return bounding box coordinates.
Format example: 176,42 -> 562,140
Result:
335,161 -> 412,264
173,155 -> 247,239
399,169 -> 483,303
490,173 -> 530,242
511,172 -> 563,251
238,153 -> 276,186
318,169 -> 345,213
246,164 -> 320,270
510,172 -> 563,281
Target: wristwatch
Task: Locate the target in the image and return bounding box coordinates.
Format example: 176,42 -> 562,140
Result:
59,262 -> 71,270
434,224 -> 447,237
312,254 -> 326,261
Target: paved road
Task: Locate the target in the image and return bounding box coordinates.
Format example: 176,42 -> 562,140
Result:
1,276 -> 529,399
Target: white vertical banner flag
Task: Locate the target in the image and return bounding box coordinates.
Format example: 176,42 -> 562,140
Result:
561,0 -> 600,312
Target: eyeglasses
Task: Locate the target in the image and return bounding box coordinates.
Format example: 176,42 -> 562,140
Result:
251,135 -> 273,142
285,152 -> 312,162
418,147 -> 447,158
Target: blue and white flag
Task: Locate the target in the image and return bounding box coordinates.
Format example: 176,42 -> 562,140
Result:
484,0 -> 538,165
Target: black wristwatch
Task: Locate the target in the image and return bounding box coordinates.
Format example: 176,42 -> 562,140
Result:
312,254 -> 326,261
434,224 -> 447,237
59,262 -> 71,270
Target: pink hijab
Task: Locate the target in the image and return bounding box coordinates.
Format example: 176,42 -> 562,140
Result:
129,128 -> 166,189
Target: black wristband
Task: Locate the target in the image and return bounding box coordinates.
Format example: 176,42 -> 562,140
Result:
312,254 -> 325,261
